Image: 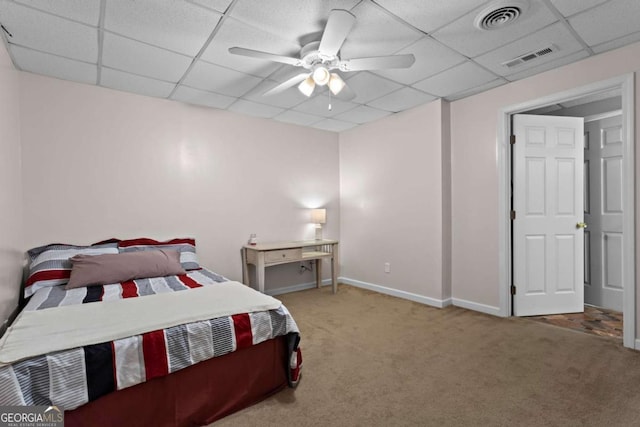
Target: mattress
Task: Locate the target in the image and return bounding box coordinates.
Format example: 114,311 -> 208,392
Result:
0,268 -> 301,410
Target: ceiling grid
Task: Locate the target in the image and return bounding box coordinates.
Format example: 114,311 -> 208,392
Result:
0,0 -> 638,132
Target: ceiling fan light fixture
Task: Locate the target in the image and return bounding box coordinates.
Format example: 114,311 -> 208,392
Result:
328,73 -> 345,95
312,66 -> 331,86
298,76 -> 316,97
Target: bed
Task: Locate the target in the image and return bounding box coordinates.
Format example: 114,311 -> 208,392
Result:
0,238 -> 302,426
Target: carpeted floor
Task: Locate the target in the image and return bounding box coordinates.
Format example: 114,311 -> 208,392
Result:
212,285 -> 640,427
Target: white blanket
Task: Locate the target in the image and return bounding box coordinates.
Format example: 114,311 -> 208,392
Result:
0,281 -> 281,365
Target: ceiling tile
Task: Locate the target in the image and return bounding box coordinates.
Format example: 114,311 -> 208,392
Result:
367,87 -> 437,112
373,37 -> 467,84
228,99 -> 285,119
569,0 -> 640,47
102,33 -> 192,82
242,79 -> 308,109
506,50 -> 590,81
100,67 -> 176,98
445,78 -> 507,101
412,61 -> 497,98
312,118 -> 358,132
474,23 -> 584,77
171,85 -> 236,109
187,0 -> 233,13
344,72 -> 403,104
548,0 -> 608,17
335,105 -> 391,124
432,1 -> 558,57
592,31 -> 640,54
293,93 -> 358,118
273,110 -> 323,126
10,45 -> 96,84
14,0 -> 100,25
201,18 -> 300,77
373,0 -> 486,33
0,1 -> 97,62
230,0 -> 360,44
339,1 -> 422,59
182,60 -> 263,97
104,0 -> 222,56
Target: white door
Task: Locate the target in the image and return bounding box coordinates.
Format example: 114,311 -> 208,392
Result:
513,114 -> 585,316
584,114 -> 624,311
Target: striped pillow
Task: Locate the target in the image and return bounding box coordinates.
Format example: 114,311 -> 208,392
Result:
117,238 -> 200,270
25,243 -> 119,298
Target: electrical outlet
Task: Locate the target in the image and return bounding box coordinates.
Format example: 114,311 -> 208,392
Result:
384,262 -> 391,273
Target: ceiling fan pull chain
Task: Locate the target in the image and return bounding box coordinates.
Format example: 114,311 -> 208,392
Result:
328,89 -> 332,111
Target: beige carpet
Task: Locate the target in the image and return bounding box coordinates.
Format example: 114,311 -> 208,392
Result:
212,285 -> 640,426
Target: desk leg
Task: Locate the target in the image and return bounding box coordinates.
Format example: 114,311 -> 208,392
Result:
256,252 -> 265,293
331,244 -> 338,294
241,248 -> 249,285
316,259 -> 322,289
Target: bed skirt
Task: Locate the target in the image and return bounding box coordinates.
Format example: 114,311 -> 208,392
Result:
65,335 -> 288,426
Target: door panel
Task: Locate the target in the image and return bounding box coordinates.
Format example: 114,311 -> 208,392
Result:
584,114 -> 623,311
556,158 -> 576,215
603,232 -> 623,289
525,235 -> 546,294
526,158 -> 546,214
513,114 -> 584,316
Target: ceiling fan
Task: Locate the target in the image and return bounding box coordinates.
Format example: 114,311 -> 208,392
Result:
228,9 -> 415,100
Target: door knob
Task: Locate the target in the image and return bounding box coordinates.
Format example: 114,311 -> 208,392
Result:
576,222 -> 588,229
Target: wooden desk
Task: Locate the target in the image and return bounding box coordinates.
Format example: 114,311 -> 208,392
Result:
242,240 -> 339,294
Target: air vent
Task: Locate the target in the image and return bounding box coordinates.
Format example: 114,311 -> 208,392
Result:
501,44 -> 558,68
474,0 -> 530,31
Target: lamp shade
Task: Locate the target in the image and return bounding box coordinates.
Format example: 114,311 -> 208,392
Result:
298,76 -> 315,97
328,73 -> 345,95
310,208 -> 326,224
312,66 -> 330,86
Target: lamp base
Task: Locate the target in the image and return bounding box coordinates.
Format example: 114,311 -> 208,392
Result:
315,226 -> 323,241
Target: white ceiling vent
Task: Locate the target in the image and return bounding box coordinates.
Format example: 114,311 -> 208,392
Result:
501,44 -> 558,68
474,0 -> 530,31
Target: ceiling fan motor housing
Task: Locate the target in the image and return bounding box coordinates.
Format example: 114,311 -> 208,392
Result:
300,41 -> 339,70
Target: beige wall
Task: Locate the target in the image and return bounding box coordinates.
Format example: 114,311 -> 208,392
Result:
450,42 -> 640,321
0,42 -> 23,325
339,100 -> 451,305
19,73 -> 340,293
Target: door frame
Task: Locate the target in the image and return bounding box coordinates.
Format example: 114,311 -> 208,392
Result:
497,73 -> 636,349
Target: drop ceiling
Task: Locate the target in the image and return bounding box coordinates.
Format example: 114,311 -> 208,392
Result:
1,0 -> 639,132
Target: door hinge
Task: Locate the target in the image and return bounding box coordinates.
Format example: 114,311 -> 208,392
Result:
510,135 -> 516,145
511,285 -> 516,295
510,210 -> 516,220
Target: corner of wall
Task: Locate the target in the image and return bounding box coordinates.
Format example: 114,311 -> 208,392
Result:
0,38 -> 24,328
441,101 -> 452,300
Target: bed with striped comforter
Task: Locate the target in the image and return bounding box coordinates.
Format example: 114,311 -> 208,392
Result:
0,268 -> 301,410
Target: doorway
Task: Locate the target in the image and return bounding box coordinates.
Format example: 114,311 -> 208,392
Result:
497,74 -> 635,349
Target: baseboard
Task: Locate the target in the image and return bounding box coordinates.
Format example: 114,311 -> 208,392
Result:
451,297 -> 502,317
339,277 -> 452,308
266,278 -> 333,296
635,339 -> 640,351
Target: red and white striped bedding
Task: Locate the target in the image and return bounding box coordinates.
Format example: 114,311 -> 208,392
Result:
0,268 -> 301,409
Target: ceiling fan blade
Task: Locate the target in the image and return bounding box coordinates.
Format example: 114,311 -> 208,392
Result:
264,73 -> 310,96
340,54 -> 416,72
318,9 -> 356,57
228,47 -> 302,67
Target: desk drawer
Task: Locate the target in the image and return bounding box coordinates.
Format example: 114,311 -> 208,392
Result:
265,248 -> 302,263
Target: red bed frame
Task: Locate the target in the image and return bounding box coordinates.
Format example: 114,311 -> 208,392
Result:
65,336 -> 288,427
